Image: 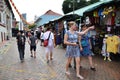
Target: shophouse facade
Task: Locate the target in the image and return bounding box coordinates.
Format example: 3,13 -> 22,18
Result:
0,0 -> 15,43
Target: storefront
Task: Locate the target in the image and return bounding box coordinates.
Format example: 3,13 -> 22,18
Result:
83,0 -> 120,58
84,0 -> 120,35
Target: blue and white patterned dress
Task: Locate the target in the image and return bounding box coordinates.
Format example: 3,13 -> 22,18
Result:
65,30 -> 81,58
81,33 -> 93,56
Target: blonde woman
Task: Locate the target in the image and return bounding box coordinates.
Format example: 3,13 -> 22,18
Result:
64,21 -> 94,79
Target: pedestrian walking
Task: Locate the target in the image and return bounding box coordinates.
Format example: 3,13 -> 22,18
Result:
43,28 -> 55,63
28,32 -> 38,58
16,31 -> 26,62
80,25 -> 96,71
64,21 -> 94,79
40,30 -> 44,46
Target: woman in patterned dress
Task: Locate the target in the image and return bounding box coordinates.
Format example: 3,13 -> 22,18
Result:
64,21 -> 94,79
80,25 -> 96,71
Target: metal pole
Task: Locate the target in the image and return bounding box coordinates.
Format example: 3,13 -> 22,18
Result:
73,0 -> 75,15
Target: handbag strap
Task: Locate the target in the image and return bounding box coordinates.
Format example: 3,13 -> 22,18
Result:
47,32 -> 51,40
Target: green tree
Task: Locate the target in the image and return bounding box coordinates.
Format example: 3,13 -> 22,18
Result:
62,0 -> 99,14
28,24 -> 36,29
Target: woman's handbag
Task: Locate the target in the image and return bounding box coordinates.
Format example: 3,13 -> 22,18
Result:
44,32 -> 51,47
81,40 -> 88,47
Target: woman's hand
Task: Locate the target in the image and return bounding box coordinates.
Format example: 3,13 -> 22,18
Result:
72,42 -> 78,46
80,47 -> 83,51
54,44 -> 56,48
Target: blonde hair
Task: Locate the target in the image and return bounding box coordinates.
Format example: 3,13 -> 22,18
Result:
68,21 -> 76,27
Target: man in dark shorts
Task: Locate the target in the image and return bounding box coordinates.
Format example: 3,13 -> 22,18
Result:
28,32 -> 38,58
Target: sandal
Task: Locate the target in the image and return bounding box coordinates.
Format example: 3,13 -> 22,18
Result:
90,67 -> 96,71
30,55 -> 33,57
34,56 -> 36,58
65,71 -> 70,75
50,57 -> 53,60
47,60 -> 49,63
76,75 -> 84,80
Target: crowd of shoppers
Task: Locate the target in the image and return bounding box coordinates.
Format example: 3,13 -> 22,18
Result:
16,21 -> 95,79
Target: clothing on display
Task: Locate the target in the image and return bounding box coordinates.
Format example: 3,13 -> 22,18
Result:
106,35 -> 120,54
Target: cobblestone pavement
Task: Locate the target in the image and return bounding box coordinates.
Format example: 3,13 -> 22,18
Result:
0,38 -> 120,80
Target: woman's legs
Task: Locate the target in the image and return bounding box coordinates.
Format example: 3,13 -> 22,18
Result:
88,56 -> 93,67
75,57 -> 80,75
66,57 -> 72,74
50,51 -> 53,60
46,47 -> 53,63
88,56 -> 96,71
46,52 -> 49,63
75,57 -> 84,79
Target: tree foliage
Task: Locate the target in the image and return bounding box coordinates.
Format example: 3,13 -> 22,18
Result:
28,24 -> 36,29
62,0 -> 99,14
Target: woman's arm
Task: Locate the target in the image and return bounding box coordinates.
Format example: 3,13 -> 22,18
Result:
78,25 -> 94,35
79,36 -> 83,51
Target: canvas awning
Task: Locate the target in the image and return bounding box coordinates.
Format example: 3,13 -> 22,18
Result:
84,0 -> 120,14
66,0 -> 112,16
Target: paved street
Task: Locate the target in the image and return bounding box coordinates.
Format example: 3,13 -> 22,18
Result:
0,38 -> 120,80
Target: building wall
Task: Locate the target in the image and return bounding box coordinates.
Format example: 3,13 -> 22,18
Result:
0,0 -> 14,43
0,25 -> 7,43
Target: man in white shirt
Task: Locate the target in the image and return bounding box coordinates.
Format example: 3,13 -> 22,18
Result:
43,28 -> 55,63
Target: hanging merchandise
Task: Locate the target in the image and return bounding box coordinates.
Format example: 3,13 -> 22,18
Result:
106,35 -> 120,54
107,6 -> 113,13
102,7 -> 109,15
98,9 -> 104,17
107,26 -> 111,32
116,17 -> 120,26
93,11 -> 99,17
102,6 -> 115,16
111,12 -> 115,26
112,12 -> 115,17
85,16 -> 91,25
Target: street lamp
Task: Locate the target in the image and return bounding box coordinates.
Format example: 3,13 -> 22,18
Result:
68,0 -> 81,31
69,0 -> 80,14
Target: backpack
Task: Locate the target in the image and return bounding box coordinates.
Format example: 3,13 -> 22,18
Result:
19,36 -> 25,45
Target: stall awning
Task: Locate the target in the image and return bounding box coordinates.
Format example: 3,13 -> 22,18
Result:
66,0 -> 112,16
84,0 -> 120,14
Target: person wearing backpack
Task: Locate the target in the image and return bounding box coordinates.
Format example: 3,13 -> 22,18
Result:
16,31 -> 26,63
